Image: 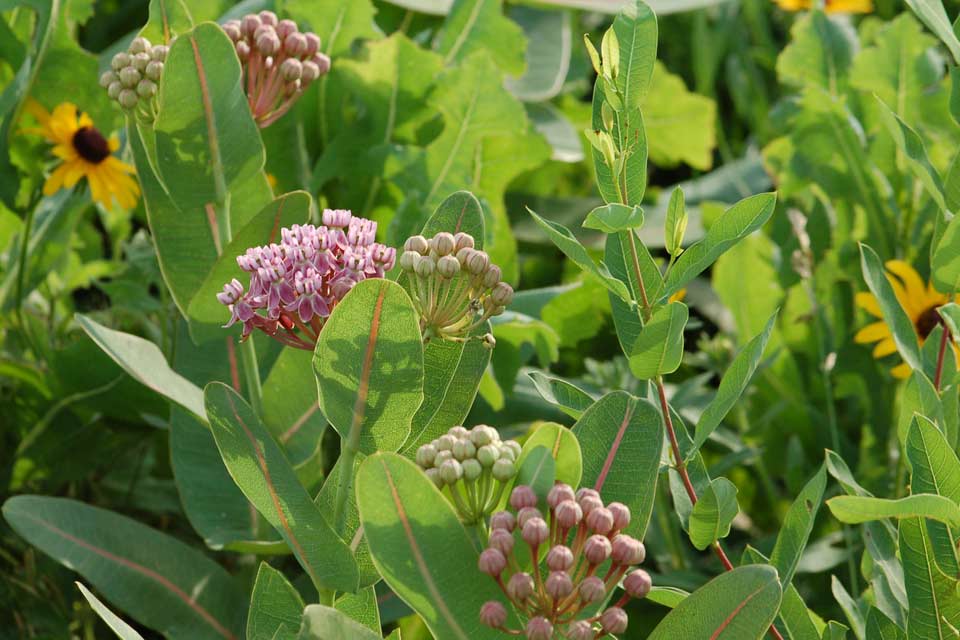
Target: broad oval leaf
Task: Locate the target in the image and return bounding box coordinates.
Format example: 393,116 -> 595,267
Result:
647,565 -> 783,640
583,203 -> 645,233
204,382 -> 359,593
629,301 -> 688,379
2,496 -> 246,640
516,445 -> 556,504
356,453 -> 513,640
297,605 -> 381,640
518,421 -> 583,489
527,371 -> 596,419
436,0 -> 526,74
612,0 -> 658,108
900,517 -> 960,638
688,477 -> 739,551
420,190 -> 486,247
247,563 -> 305,640
573,392 -> 663,539
314,279 -> 425,454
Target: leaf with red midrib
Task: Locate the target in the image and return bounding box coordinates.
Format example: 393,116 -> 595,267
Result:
647,565 -> 783,640
2,496 -> 245,640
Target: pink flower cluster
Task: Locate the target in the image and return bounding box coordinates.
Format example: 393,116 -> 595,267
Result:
217,210 -> 395,349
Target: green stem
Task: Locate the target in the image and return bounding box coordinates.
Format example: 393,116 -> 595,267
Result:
239,339 -> 262,416
14,203 -> 36,330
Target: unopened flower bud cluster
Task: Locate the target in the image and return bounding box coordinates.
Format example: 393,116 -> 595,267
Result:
399,232 -> 513,346
478,483 -> 652,639
101,37 -> 167,121
217,209 -> 395,349
222,11 -> 331,127
416,425 -> 520,523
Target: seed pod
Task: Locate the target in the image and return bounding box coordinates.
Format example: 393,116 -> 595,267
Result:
579,576 -> 607,603
119,67 -> 141,88
490,510 -> 516,532
510,485 -> 538,511
437,255 -> 460,278
545,571 -> 574,600
145,60 -> 164,81
479,601 -> 507,628
525,617 -> 554,640
111,52 -> 131,70
107,81 -> 123,99
546,545 -> 574,572
118,89 -> 138,109
99,71 -> 118,88
280,58 -> 302,81
415,443 -> 437,468
491,459 -> 515,482
600,607 -> 628,634
583,534 -> 612,565
586,506 -> 614,535
521,517 -> 549,547
462,458 -> 482,481
488,528 -> 514,555
136,79 -> 157,97
129,36 -> 151,54
507,572 -> 534,601
623,569 -> 652,598
478,548 -> 507,576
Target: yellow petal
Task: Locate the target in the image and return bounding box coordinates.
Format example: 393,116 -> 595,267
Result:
826,0 -> 872,13
873,339 -> 898,358
668,288 -> 687,304
886,260 -> 927,303
774,0 -> 811,10
890,362 -> 912,379
43,162 -> 70,195
108,135 -> 120,152
854,322 -> 890,344
855,292 -> 883,318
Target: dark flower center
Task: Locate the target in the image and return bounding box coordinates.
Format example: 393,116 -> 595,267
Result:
72,126 -> 110,164
915,305 -> 942,339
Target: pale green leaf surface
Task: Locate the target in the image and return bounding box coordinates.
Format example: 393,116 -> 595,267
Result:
688,477 -> 739,550
247,563 -> 304,640
76,583 -> 145,640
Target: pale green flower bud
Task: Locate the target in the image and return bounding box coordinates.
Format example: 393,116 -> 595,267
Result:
132,52 -> 151,71
477,444 -> 499,468
150,44 -> 168,61
491,282 -> 513,307
107,81 -> 123,99
448,426 -> 470,439
454,232 -> 475,252
492,458 -> 515,481
118,89 -> 138,109
482,265 -> 501,289
433,450 -> 454,467
119,67 -> 141,88
416,443 -> 437,468
471,425 -> 495,447
436,434 -> 456,452
137,79 -> 157,97
437,255 -> 460,278
404,235 -> 429,254
145,60 -> 164,81
452,439 -> 476,461
462,458 -> 482,481
280,58 -> 303,81
111,52 -> 131,71
129,36 -> 151,55
99,70 -> 118,88
439,459 -> 463,485
414,255 -> 435,278
425,468 -> 443,488
432,232 -> 455,256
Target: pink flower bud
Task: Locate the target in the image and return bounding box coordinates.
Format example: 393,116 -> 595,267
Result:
554,500 -> 582,530
608,502 -> 631,532
301,60 -> 321,83
404,235 -> 429,254
517,506 -> 542,529
576,488 -> 599,502
304,32 -> 321,57
276,19 -> 298,40
465,250 -> 490,275
578,492 -> 603,517
479,601 -> 507,628
236,40 -> 250,61
623,569 -> 652,598
584,534 -> 612,565
256,31 -> 280,56
280,58 -> 302,81
545,571 -> 574,600
284,31 -> 308,57
507,572 -> 535,601
454,232 -> 475,252
611,535 -> 645,566
567,620 -> 596,640
579,576 -> 606,603
322,208 -> 352,228
546,545 -> 574,572
241,14 -> 261,38
510,485 -> 538,511
522,517 -> 549,547
258,10 -> 278,26
313,53 -> 331,75
491,282 -> 513,306
483,265 -> 502,288
547,483 -> 576,509
490,511 -> 516,532
525,617 -> 554,640
432,232 -> 456,256
586,507 -> 614,535
223,21 -> 242,42
478,548 -> 507,577
488,529 -> 514,555
600,606 -> 628,634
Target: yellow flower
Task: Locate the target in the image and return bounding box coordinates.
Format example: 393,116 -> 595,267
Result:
668,288 -> 687,304
23,100 -> 139,209
773,0 -> 872,13
854,260 -> 958,379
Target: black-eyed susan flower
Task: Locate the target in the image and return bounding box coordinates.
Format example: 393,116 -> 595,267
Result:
854,260 -> 959,379
24,100 -> 140,210
774,0 -> 872,13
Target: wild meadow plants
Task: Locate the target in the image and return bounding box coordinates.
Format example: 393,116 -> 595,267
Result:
2,0 -> 960,639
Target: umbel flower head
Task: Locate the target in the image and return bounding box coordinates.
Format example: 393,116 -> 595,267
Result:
101,36 -> 168,122
22,101 -> 140,210
416,425 -> 520,523
217,210 -> 396,349
479,483 -> 652,639
399,232 -> 513,345
855,260 -> 959,379
222,11 -> 331,127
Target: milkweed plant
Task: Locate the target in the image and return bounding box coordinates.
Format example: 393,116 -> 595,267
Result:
2,0 -> 960,638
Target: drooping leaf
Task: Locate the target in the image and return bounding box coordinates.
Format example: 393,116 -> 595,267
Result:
247,563 -> 304,640
770,464 -> 827,588
314,279 -> 424,454
831,576 -> 865,640
859,243 -> 923,372
828,494 -> 960,528
865,607 -> 906,640
2,496 -> 246,640
688,477 -> 739,550
573,392 -> 663,539
647,565 -> 783,640
875,97 -> 946,211
628,301 -> 688,379
356,453 -> 512,640
205,382 -> 359,593
527,371 -> 596,419
334,586 -> 381,632
76,583 -> 145,640
583,203 -> 644,233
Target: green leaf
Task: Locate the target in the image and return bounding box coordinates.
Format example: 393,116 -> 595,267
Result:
822,621 -> 850,640
901,0 -> 960,64
612,0 -> 658,108
583,203 -> 644,233
527,371 -> 596,419
138,0 -> 192,44
831,576 -> 865,640
247,563 -> 304,640
647,586 -> 690,609
898,371 -> 944,446
187,192 -> 312,328
518,421 -> 583,489
691,312 -> 777,453
572,392 -> 663,539
941,303 -> 960,342
865,607 -> 906,640
283,0 -> 378,58
662,193 -> 777,299
628,301 -> 688,379
859,244 -> 924,372
314,279 -> 424,454
770,464 -> 827,588
932,214 -> 960,293
664,187 -> 687,255
605,230 -> 662,356
526,207 -> 632,302
356,453 -> 512,640
2,496 -> 245,640
436,0 -> 525,73
875,96 -> 946,211
76,314 -> 205,419
421,190 -> 486,246
204,382 -> 359,593
688,477 -> 739,550
334,587 -> 381,632
296,605 -> 380,640
516,445 -> 556,504
900,517 -> 960,638
643,61 -> 717,170
647,565 -> 783,640
775,10 -> 854,90
742,547 -> 821,640
828,494 -> 960,528
504,7 -> 571,101
76,583 -> 145,640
